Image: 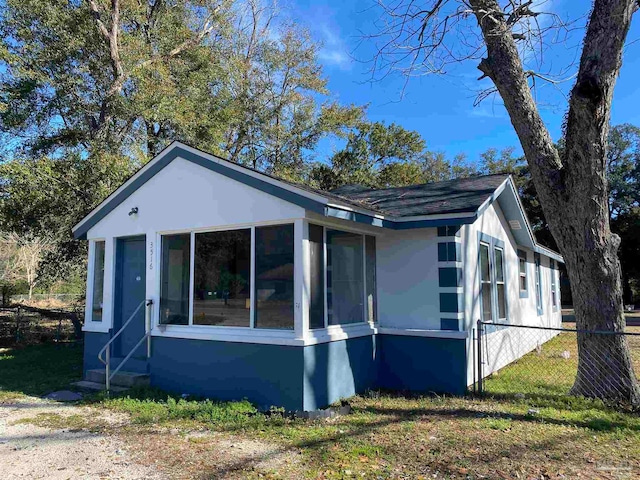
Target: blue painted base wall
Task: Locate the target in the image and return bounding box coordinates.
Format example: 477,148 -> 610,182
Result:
303,335 -> 378,411
377,335 -> 467,395
83,332 -> 467,410
83,331 -> 110,374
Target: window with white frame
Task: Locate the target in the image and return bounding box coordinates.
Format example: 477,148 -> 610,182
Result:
550,259 -> 558,311
309,224 -> 325,329
479,243 -> 492,322
193,229 -> 251,327
535,253 -> 543,315
160,234 -> 190,325
327,229 -> 365,325
517,250 -> 527,295
254,224 -> 295,329
158,224 -> 294,330
91,241 -> 106,322
478,239 -> 508,322
309,224 -> 376,328
494,247 -> 506,320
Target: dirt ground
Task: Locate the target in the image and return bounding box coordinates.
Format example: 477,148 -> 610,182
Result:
0,396 -> 300,480
0,396 -> 165,480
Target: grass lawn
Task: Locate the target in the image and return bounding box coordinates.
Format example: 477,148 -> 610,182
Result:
2,342 -> 640,479
0,342 -> 83,402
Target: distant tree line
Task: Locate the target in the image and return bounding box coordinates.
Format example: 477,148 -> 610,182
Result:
0,1 -> 637,305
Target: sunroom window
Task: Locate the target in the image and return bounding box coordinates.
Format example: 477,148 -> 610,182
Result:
91,241 -> 105,322
193,229 -> 251,327
309,224 -> 325,329
254,224 -> 295,329
327,229 -> 365,325
160,234 -> 190,325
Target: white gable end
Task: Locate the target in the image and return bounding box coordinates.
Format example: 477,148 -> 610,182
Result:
86,156 -> 305,239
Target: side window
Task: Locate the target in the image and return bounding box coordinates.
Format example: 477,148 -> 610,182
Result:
479,243 -> 492,321
535,253 -> 543,315
517,250 -> 528,297
494,247 -> 506,320
550,259 -> 558,311
91,241 -> 106,322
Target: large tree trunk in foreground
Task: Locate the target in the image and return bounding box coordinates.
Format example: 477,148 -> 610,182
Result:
470,0 -> 640,404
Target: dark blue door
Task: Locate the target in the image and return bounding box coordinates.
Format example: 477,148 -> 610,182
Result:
114,236 -> 146,358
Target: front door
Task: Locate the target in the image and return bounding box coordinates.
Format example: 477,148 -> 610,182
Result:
114,236 -> 147,358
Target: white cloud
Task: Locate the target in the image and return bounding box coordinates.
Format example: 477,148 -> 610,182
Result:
317,24 -> 352,70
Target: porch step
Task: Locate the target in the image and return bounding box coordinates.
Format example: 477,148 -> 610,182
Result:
109,356 -> 149,374
85,369 -> 151,388
71,380 -> 130,393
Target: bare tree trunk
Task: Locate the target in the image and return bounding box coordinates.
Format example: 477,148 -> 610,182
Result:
469,0 -> 640,404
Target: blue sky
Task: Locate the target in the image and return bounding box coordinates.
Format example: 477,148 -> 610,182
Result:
283,0 -> 640,164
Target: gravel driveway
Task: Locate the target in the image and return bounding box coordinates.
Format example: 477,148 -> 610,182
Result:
0,396 -> 165,480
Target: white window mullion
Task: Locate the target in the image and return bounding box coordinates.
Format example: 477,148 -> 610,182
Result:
362,235 -> 367,325
250,226 -> 256,329
188,231 -> 195,326
323,226 -> 328,328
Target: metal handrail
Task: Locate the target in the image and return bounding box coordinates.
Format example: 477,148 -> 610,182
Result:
98,299 -> 153,392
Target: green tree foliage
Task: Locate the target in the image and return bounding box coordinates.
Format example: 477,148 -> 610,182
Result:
0,0 -> 363,286
309,121 -> 478,190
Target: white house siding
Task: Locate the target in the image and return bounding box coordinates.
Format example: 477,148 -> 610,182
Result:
376,228 -> 442,330
462,202 -> 562,384
85,156 -> 305,332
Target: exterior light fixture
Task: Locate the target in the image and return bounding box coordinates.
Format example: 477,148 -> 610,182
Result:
129,207 -> 139,216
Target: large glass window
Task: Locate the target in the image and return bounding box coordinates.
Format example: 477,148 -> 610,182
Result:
309,224 -> 325,329
255,224 -> 294,329
91,241 -> 105,322
365,235 -> 377,323
327,229 -> 364,325
193,229 -> 251,327
160,234 -> 190,325
479,243 -> 492,322
495,247 -> 506,320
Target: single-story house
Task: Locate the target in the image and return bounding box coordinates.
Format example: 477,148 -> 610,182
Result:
74,141 -> 563,411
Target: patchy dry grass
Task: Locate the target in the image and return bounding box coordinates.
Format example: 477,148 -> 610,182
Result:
4,342 -> 640,478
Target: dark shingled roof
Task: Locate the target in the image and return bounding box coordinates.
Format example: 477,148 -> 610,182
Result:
329,174 -> 510,218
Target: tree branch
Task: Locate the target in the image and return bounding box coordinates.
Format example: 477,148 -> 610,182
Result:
563,0 -> 638,192
469,0 -> 564,198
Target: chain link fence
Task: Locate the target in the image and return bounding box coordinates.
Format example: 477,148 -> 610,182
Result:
475,321 -> 640,405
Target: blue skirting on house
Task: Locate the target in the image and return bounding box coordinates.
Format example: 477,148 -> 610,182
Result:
377,334 -> 467,395
83,331 -> 468,410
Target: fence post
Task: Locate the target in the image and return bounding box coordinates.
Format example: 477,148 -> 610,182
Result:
477,319 -> 483,394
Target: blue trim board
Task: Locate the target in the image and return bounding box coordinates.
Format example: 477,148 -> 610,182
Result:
74,145 -> 325,239
74,144 -> 478,239
437,225 -> 461,237
440,292 -> 462,313
439,267 -> 462,287
440,318 -> 460,331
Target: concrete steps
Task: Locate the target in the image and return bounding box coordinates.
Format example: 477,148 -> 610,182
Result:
72,369 -> 150,393
72,380 -> 130,393
85,369 -> 151,388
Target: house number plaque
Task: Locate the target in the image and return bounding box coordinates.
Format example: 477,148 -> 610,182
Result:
149,242 -> 153,270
